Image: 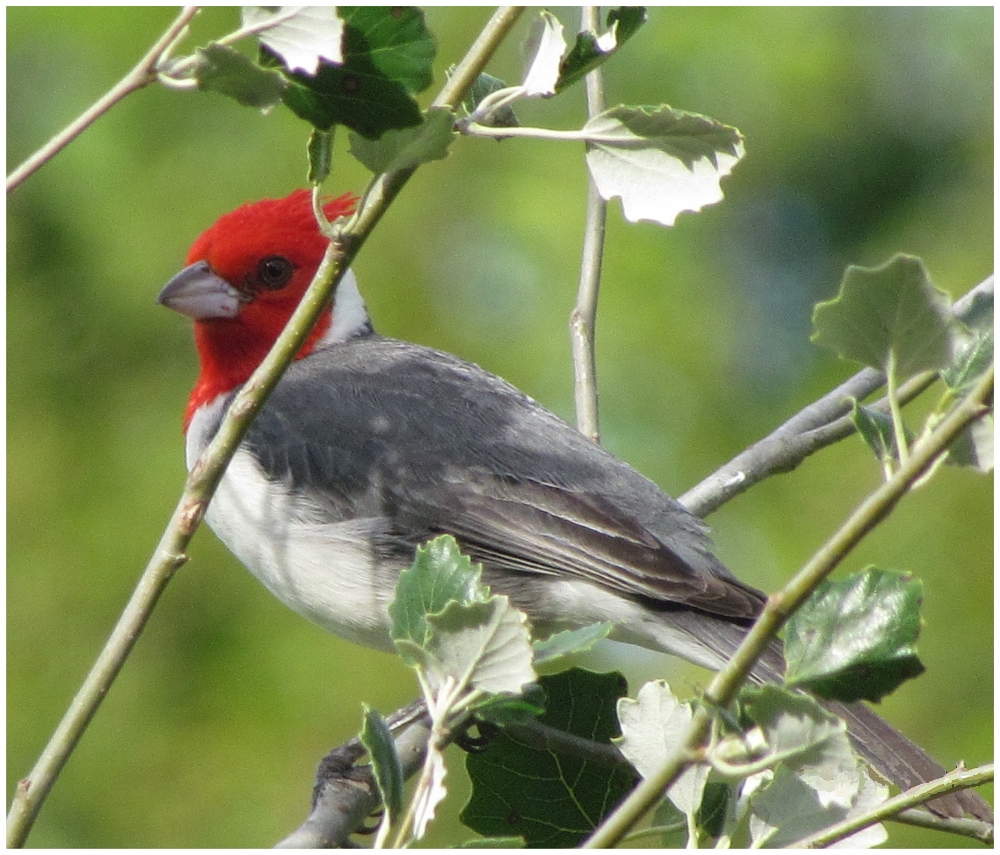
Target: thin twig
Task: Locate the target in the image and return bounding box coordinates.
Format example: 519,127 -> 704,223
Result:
570,6 -> 607,442
6,6 -> 199,194
891,805 -> 995,845
584,363 -> 994,848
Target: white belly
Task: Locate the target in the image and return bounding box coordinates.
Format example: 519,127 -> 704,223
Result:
187,397 -> 395,651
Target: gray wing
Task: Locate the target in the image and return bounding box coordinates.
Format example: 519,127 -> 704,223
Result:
244,335 -> 765,621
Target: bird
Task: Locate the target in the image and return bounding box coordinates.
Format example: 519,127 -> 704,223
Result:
158,189 -> 990,822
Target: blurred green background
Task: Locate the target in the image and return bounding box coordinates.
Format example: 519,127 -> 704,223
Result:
7,7 -> 993,848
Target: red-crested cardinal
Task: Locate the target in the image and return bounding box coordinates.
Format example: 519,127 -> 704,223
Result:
158,190 -> 989,821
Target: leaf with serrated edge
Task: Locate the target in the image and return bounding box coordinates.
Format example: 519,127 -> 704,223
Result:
615,680 -> 708,817
944,328 -> 993,397
742,686 -> 860,810
811,255 -> 957,380
415,596 -> 536,696
585,105 -> 744,226
749,764 -> 888,848
784,568 -> 925,703
461,669 -> 633,847
264,7 -> 433,137
522,10 -> 566,97
243,6 -> 344,75
389,535 -> 488,657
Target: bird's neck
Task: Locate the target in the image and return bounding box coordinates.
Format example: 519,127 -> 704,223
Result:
184,309 -> 333,430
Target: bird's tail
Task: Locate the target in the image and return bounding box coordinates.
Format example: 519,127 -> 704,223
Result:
655,608 -> 993,821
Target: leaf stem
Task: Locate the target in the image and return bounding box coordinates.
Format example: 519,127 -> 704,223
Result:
462,121 -> 615,142
885,350 -> 911,469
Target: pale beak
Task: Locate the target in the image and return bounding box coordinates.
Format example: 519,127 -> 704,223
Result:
158,261 -> 243,320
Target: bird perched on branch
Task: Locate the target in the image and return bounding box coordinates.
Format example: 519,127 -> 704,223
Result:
158,189 -> 990,821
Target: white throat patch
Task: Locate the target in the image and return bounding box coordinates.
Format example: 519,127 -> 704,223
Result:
320,268 -> 371,346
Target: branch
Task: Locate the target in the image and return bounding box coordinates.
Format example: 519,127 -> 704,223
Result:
5,7 -> 526,848
276,702 -> 431,849
6,6 -> 199,194
569,6 -> 607,442
277,700 -> 642,848
681,274 -> 994,517
892,805 -> 995,845
792,763 -> 995,848
584,361 -> 994,848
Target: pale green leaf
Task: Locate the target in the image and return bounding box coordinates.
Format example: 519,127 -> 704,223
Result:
349,107 -> 455,174
615,680 -> 708,817
584,105 -> 744,225
811,255 -> 957,380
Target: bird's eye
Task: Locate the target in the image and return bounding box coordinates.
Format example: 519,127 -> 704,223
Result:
256,255 -> 294,290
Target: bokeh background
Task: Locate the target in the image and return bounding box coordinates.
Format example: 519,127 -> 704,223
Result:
7,7 -> 993,847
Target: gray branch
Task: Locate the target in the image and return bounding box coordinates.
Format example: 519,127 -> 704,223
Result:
681,275 -> 994,517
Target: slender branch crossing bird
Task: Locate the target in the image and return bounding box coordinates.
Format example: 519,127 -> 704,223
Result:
158,189 -> 990,821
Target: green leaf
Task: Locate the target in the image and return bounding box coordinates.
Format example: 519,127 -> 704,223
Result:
945,414 -> 994,472
584,105 -> 744,226
307,128 -> 334,185
532,622 -> 613,671
243,6 -> 344,75
849,400 -> 914,465
556,7 -> 648,92
348,107 -> 456,173
696,782 -> 731,840
943,326 -> 993,398
784,568 -> 926,702
741,686 -> 857,789
461,669 -> 636,847
398,594 -> 536,696
461,71 -> 519,127
389,535 -> 488,658
266,6 -> 434,137
741,687 -> 889,847
360,705 -> 404,820
811,255 -> 958,380
615,680 -> 708,818
194,43 -> 288,110
470,682 -> 546,726
340,6 -> 435,93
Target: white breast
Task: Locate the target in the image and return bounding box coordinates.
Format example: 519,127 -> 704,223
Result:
187,396 -> 395,651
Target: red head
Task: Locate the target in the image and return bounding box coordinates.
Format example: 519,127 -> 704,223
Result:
159,190 -> 360,428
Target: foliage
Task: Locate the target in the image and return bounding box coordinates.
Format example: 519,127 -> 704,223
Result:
7,6 -> 993,848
